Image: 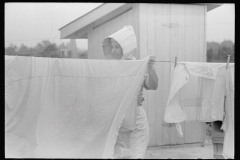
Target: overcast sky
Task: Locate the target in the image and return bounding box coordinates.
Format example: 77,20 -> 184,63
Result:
5,3 -> 235,50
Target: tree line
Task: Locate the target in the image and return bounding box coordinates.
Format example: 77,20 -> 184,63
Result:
207,40 -> 234,63
5,40 -> 88,59
5,39 -> 235,62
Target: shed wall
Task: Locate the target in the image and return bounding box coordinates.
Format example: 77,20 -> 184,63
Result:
138,3 -> 206,146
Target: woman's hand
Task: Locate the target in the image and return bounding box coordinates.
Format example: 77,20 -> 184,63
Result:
144,55 -> 158,90
148,56 -> 156,70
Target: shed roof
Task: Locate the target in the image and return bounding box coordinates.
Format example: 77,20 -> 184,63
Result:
59,3 -> 222,39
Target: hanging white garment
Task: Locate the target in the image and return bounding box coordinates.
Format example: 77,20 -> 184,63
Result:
5,55 -> 150,158
164,62 -> 227,136
165,62 -> 227,123
221,63 -> 234,159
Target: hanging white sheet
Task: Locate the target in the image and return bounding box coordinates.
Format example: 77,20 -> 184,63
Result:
5,55 -> 150,158
221,63 -> 234,159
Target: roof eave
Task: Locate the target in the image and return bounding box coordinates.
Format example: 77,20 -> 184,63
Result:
59,3 -> 126,39
60,3 -> 223,39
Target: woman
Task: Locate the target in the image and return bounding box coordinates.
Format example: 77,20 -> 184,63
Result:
102,25 -> 158,159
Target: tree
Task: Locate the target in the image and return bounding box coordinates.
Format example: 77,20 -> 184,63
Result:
35,42 -> 45,53
5,40 -> 88,59
37,43 -> 59,57
207,40 -> 234,62
5,44 -> 17,55
18,44 -> 29,55
220,46 -> 229,60
207,48 -> 213,62
58,42 -> 68,50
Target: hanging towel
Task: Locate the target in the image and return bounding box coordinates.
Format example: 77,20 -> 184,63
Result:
221,63 -> 234,159
5,55 -> 150,158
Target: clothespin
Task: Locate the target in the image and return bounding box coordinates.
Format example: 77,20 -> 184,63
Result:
174,56 -> 178,68
226,55 -> 230,69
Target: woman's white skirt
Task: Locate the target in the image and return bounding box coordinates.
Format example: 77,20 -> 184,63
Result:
113,106 -> 149,159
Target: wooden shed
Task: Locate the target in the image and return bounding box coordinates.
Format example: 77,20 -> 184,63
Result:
59,3 -> 222,147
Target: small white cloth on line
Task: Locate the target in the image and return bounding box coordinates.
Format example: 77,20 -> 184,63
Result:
5,55 -> 150,158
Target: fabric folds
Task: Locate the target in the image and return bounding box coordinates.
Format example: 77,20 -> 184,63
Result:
164,62 -> 227,124
164,62 -> 234,158
5,55 -> 150,158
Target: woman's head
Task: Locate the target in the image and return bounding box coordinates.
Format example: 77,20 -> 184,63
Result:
102,38 -> 113,59
102,25 -> 137,60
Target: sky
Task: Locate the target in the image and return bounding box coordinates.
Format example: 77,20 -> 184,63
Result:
5,3 -> 235,50
206,3 -> 235,43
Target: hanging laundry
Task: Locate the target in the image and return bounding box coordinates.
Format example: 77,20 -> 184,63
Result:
164,62 -> 228,135
221,63 -> 234,159
5,55 -> 150,158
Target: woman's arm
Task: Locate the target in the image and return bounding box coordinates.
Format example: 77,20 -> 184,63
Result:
144,56 -> 158,90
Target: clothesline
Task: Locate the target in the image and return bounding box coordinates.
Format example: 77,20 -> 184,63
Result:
155,60 -> 174,63
7,54 -> 230,69
155,55 -> 230,69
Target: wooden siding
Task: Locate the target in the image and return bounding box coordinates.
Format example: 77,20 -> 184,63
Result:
87,3 -> 206,147
139,3 -> 206,146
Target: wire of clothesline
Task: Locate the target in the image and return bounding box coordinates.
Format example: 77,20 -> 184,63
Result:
155,60 -> 234,63
155,60 -> 175,63
52,15 -> 64,43
207,58 -> 234,60
40,17 -> 55,56
38,16 -> 66,56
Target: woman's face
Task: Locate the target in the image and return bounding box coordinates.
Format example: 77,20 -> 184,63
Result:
111,39 -> 123,60
102,40 -> 113,60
